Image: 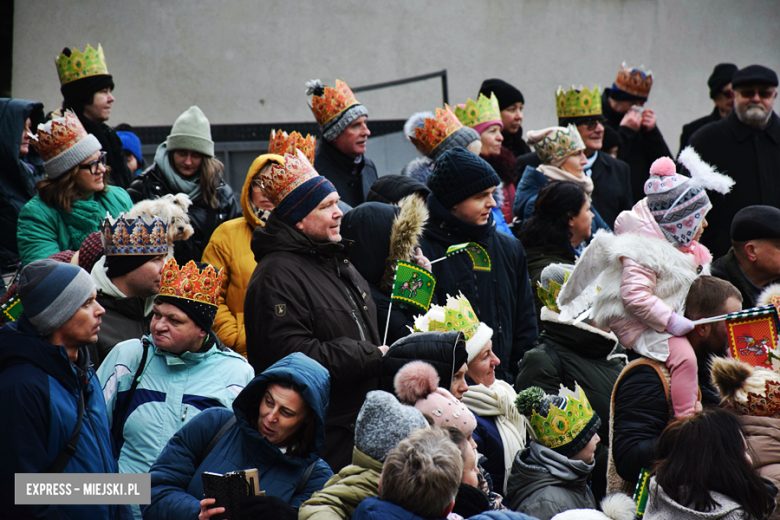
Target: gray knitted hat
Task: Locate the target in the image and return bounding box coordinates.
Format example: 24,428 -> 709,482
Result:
355,390 -> 428,462
430,126 -> 481,161
166,106 -> 215,157
18,259 -> 96,336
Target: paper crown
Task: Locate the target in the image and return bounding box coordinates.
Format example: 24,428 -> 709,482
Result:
27,110 -> 89,163
533,124 -> 586,164
613,62 -> 653,99
268,130 -> 317,164
538,277 -> 565,314
56,44 -> 110,86
308,79 -> 360,126
556,85 -> 603,118
260,150 -> 319,207
102,214 -> 168,256
410,105 -> 464,156
454,92 -> 502,129
158,258 -> 223,307
526,385 -> 596,451
413,292 -> 493,362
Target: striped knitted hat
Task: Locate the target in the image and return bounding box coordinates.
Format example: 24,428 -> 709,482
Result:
17,259 -> 96,335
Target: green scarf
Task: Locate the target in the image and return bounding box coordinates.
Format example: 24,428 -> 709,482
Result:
153,142 -> 203,202
59,195 -> 104,250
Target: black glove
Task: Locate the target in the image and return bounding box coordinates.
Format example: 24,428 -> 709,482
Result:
238,495 -> 297,520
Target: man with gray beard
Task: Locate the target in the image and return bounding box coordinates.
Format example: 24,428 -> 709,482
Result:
688,65 -> 780,259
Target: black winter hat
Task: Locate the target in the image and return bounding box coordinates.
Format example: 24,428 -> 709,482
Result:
155,262 -> 217,333
427,148 -> 500,208
731,205 -> 780,242
708,63 -> 738,99
479,78 -> 524,110
731,65 -> 779,89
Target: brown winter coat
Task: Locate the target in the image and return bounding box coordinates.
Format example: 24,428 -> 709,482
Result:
244,211 -> 382,471
740,415 -> 780,520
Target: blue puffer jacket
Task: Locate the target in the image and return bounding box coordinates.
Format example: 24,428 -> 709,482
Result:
144,353 -> 333,519
352,496 -> 433,520
0,316 -> 131,519
468,511 -> 540,520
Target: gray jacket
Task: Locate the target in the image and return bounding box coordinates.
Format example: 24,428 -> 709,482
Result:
506,442 -> 596,520
645,478 -> 748,519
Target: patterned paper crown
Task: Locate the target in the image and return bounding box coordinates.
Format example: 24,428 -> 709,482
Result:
414,293 -> 480,341
268,130 -> 317,164
614,62 -> 653,99
533,124 -> 586,164
56,44 -> 109,85
556,85 -> 603,118
260,150 -> 319,207
27,110 -> 89,162
529,386 -> 596,450
158,258 -> 223,307
410,105 -> 464,155
102,214 -> 168,256
735,379 -> 780,418
538,276 -> 568,314
454,92 -> 501,129
309,79 -> 360,126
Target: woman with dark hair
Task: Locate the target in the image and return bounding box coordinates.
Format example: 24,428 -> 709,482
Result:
128,106 -> 240,265
518,180 -> 592,322
145,353 -> 333,520
646,408 -> 776,520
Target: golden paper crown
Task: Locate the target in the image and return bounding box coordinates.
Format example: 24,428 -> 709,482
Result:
56,44 -> 110,85
260,150 -> 319,207
614,62 -> 653,98
158,258 -> 223,307
27,110 -> 89,162
414,293 -> 481,341
102,215 -> 168,256
410,105 -> 464,156
268,130 -> 317,164
556,85 -> 603,118
454,93 -> 501,129
529,386 -> 596,450
309,79 -> 360,126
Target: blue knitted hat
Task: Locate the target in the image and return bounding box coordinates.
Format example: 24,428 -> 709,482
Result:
427,147 -> 500,207
276,176 -> 337,225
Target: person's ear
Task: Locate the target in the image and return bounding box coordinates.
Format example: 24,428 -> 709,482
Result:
441,499 -> 455,518
199,328 -> 208,338
694,323 -> 709,338
295,221 -> 305,231
745,242 -> 758,262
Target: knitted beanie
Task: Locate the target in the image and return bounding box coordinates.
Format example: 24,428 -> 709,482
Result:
27,111 -> 102,179
116,130 -> 143,164
479,78 -> 525,110
431,126 -> 481,162
708,63 -> 738,99
644,156 -> 710,247
427,148 -> 500,208
355,390 -> 428,462
18,259 -> 96,336
404,111 -> 435,140
106,254 -> 158,278
305,80 -> 369,142
166,106 -> 214,157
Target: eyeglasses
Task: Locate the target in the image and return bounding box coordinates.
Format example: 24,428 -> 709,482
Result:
78,152 -> 107,175
580,120 -> 604,132
735,88 -> 776,100
251,179 -> 265,192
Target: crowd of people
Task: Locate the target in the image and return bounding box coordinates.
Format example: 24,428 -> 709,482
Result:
1,41 -> 780,520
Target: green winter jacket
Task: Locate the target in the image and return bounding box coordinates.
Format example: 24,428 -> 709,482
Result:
298,447 -> 382,520
17,187 -> 132,265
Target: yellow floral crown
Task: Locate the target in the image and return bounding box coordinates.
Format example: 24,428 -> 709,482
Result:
556,85 -> 602,118
533,124 -> 586,164
413,293 -> 480,341
56,44 -> 109,86
520,385 -> 597,450
454,92 -> 501,129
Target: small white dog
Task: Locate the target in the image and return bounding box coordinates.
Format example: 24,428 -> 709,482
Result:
125,194 -> 195,257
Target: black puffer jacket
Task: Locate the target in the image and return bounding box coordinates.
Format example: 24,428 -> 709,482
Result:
245,211 -> 381,471
366,175 -> 429,205
127,165 -> 240,265
381,331 -> 467,393
77,112 -> 134,190
314,138 -> 378,208
418,196 -> 537,383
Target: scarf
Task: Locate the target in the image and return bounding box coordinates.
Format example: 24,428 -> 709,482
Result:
427,194 -> 493,242
58,195 -> 105,251
677,240 -> 713,266
152,142 -> 203,202
538,164 -> 594,195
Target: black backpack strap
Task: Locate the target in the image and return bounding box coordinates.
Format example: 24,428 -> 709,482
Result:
294,461 -> 318,496
195,415 -> 237,471
541,344 -> 569,388
48,385 -> 85,473
111,339 -> 151,450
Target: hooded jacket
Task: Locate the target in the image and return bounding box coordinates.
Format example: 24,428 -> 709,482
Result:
644,478 -> 748,520
144,353 -> 333,519
740,415 -> 780,520
506,443 -> 597,520
202,154 -> 283,355
0,98 -> 45,271
351,496 -> 441,520
127,143 -> 241,265
381,331 -> 467,393
367,174 -> 430,205
0,317 -> 130,520
245,211 -> 382,471
418,197 -> 537,383
315,138 -> 378,208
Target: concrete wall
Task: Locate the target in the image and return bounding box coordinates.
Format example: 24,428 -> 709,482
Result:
13,0 -> 780,157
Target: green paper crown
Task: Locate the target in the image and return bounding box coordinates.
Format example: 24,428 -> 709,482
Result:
556,85 -> 602,118
527,386 -> 596,450
537,270 -> 570,313
454,92 -> 501,129
428,296 -> 480,341
56,44 -> 109,86
534,124 -> 586,164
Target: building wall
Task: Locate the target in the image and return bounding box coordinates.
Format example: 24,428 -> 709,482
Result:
13,0 -> 780,158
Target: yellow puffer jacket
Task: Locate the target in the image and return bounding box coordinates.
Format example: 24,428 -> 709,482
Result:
202,153 -> 283,356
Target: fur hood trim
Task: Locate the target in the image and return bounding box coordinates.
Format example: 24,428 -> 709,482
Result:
758,282 -> 780,307
710,357 -> 752,403
380,194 -> 429,292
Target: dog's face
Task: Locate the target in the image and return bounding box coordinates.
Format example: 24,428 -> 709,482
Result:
127,194 -> 195,243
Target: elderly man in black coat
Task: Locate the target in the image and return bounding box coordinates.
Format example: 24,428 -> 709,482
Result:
679,63 -> 738,150
688,65 -> 780,259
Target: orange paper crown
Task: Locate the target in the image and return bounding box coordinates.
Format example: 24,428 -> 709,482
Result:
27,110 -> 89,162
309,79 -> 360,126
260,150 -> 319,207
614,62 -> 653,98
410,105 -> 464,155
268,129 -> 317,164
158,258 -> 223,307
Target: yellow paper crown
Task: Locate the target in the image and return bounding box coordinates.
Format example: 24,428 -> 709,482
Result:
415,294 -> 481,341
158,258 -> 223,307
309,79 -> 360,126
454,93 -> 501,129
614,62 -> 653,98
556,85 -> 603,118
260,150 -> 319,207
529,386 -> 596,450
410,105 -> 464,156
56,44 -> 109,86
268,130 -> 317,164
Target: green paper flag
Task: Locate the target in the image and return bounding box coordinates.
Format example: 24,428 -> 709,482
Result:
391,261 -> 436,312
633,468 -> 650,517
446,242 -> 491,272
1,294 -> 23,322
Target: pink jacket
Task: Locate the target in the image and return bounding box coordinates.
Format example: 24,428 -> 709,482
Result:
609,200 -> 710,348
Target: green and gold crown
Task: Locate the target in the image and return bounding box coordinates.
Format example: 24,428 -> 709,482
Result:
517,386 -> 596,451
413,293 -> 480,341
56,44 -> 109,86
454,92 -> 501,129
533,124 -> 586,164
556,85 -> 602,118
538,273 -> 568,313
